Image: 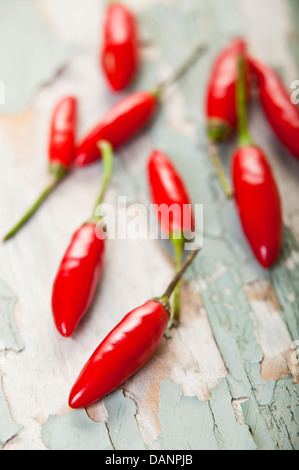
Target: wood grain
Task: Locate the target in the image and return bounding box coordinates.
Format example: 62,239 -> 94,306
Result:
0,0 -> 298,450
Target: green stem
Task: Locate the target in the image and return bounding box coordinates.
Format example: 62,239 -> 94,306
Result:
163,246 -> 200,300
236,55 -> 253,147
3,173 -> 65,242
92,140 -> 114,220
208,140 -> 234,198
153,44 -> 207,96
171,237 -> 184,327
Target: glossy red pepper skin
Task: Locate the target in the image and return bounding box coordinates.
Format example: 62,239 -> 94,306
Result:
147,150 -> 194,235
249,58 -> 299,159
206,39 -> 248,141
232,146 -> 282,268
101,3 -> 139,92
48,96 -> 77,171
52,223 -> 105,337
75,92 -> 157,166
69,300 -> 169,409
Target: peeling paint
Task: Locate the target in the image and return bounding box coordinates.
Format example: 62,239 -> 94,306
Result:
133,0 -> 299,450
41,409 -> 113,450
104,390 -> 146,450
0,280 -> 24,353
41,390 -> 146,450
1,0 -> 299,450
33,0 -> 299,450
157,380 -> 218,450
0,373 -> 22,449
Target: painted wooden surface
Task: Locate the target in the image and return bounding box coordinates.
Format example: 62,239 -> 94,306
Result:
0,0 -> 298,450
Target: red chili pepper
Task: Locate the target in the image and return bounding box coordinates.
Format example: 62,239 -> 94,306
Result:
148,150 -> 194,236
232,147 -> 282,268
52,141 -> 113,337
205,39 -> 249,198
206,38 -> 248,141
4,97 -> 78,241
49,96 -> 77,170
75,44 -> 206,167
232,56 -> 282,269
249,57 -> 299,159
147,150 -> 194,326
68,248 -> 200,409
101,2 -> 139,92
76,92 -> 157,166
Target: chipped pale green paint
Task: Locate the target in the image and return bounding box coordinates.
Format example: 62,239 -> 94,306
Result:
208,379 -> 257,450
157,380 -> 218,450
256,379 -> 299,450
270,227 -> 299,342
157,379 -> 257,450
41,409 -> 113,451
104,390 -> 147,450
0,0 -> 75,114
41,390 -> 145,450
0,280 -> 24,352
0,373 -> 22,449
0,281 -> 23,448
131,0 -> 298,450
39,0 -> 298,450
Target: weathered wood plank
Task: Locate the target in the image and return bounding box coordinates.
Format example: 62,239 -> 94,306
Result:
0,0 -> 298,450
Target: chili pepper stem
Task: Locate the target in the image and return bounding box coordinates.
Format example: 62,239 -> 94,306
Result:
237,55 -> 253,147
169,237 -> 184,328
3,173 -> 66,242
90,140 -> 114,223
163,247 -> 200,300
208,140 -> 234,198
153,44 -> 207,96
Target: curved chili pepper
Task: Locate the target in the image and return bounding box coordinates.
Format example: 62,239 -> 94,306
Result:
52,141 -> 113,337
249,57 -> 299,160
69,248 -> 200,409
232,56 -> 282,269
52,224 -> 105,337
101,2 -> 139,92
147,150 -> 194,326
76,92 -> 157,166
4,97 -> 77,241
75,44 -> 206,167
206,38 -> 247,141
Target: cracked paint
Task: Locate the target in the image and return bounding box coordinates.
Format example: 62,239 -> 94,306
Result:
0,372 -> 22,449
1,0 -> 299,450
0,281 -> 23,448
108,0 -> 299,450
39,0 -> 298,450
41,390 -> 145,450
41,409 -> 113,450
0,280 -> 24,353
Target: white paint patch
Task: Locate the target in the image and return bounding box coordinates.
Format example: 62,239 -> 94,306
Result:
284,251 -> 299,271
250,301 -> 292,358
